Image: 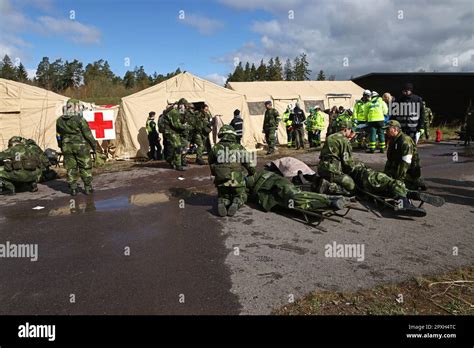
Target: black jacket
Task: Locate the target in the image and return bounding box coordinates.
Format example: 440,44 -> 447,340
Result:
392,94 -> 425,137
290,107 -> 306,128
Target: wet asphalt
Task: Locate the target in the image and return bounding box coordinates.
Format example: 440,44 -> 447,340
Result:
0,141 -> 473,314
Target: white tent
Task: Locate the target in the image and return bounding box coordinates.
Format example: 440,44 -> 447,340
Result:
0,78 -> 68,150
115,72 -> 253,157
227,80 -> 365,144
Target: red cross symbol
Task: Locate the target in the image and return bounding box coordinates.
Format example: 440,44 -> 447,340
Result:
88,112 -> 113,139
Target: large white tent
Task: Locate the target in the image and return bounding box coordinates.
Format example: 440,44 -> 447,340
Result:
0,78 -> 68,150
115,72 -> 253,157
228,80 -> 365,144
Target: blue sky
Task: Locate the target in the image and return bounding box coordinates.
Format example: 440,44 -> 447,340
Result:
1,0 -> 472,84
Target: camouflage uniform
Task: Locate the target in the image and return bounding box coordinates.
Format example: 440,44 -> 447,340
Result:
208,125 -> 256,217
246,169 -> 347,212
189,108 -> 211,165
56,104 -> 96,195
384,123 -> 424,190
318,131 -> 357,195
23,138 -> 57,182
0,137 -> 42,194
422,102 -> 434,140
263,105 -> 280,154
163,100 -> 189,170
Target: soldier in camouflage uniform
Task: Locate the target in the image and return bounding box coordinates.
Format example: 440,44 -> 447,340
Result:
56,99 -> 97,196
209,125 -> 256,217
0,136 -> 42,195
246,169 -> 349,213
384,120 -> 426,190
263,100 -> 280,155
23,138 -> 58,182
315,120 -> 440,214
163,99 -> 190,171
189,104 -> 210,165
422,101 -> 434,140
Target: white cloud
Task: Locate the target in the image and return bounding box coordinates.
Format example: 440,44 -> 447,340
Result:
205,73 -> 227,86
179,13 -> 224,35
37,16 -> 101,44
219,0 -> 474,79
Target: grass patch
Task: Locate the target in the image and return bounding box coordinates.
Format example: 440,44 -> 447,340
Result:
275,265 -> 474,315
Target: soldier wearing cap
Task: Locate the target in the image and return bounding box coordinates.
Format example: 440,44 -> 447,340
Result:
384,120 -> 426,190
262,100 -> 280,155
163,98 -> 190,171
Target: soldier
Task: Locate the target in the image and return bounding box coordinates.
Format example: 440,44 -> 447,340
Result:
262,100 -> 280,155
282,105 -> 294,148
384,120 -> 426,190
56,99 -> 97,195
163,99 -> 189,171
158,103 -> 173,161
146,111 -> 162,160
188,104 -> 207,165
23,137 -> 57,182
365,91 -> 388,153
246,169 -> 349,213
208,125 -> 256,217
0,136 -> 42,195
317,119 -> 357,195
422,101 -> 434,140
200,104 -> 213,155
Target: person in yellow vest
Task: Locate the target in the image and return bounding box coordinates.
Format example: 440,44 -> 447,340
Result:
312,105 -> 326,147
282,104 -> 294,148
365,91 -> 388,153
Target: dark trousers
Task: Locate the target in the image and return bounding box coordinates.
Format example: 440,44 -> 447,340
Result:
148,134 -> 162,160
293,126 -> 305,149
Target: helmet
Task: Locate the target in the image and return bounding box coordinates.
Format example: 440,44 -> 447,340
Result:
8,136 -> 24,147
287,104 -> 293,110
177,98 -> 189,106
218,125 -> 238,138
339,119 -> 352,130
363,89 -> 371,96
315,105 -> 322,110
371,91 -> 379,97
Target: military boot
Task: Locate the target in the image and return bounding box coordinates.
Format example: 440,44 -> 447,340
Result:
327,196 -> 346,210
217,199 -> 227,217
396,197 -> 426,217
407,191 -> 445,207
84,185 -> 94,195
30,182 -> 38,192
227,198 -> 241,217
314,177 -> 331,194
70,188 -> 78,196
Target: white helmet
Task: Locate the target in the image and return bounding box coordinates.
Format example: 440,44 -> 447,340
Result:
371,91 -> 379,97
287,104 -> 293,110
363,89 -> 371,96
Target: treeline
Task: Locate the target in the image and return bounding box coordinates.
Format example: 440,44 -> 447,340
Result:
226,53 -> 334,83
0,54 -> 181,105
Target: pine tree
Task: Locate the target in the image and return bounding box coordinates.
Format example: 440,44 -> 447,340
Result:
16,62 -> 29,82
293,56 -> 302,80
299,53 -> 311,80
249,63 -> 257,81
244,62 -> 251,81
63,59 -> 83,89
35,57 -> 51,89
231,62 -> 245,82
283,58 -> 293,81
256,59 -> 267,81
266,58 -> 275,80
0,55 -> 18,81
123,70 -> 135,89
273,57 -> 283,81
316,70 -> 326,81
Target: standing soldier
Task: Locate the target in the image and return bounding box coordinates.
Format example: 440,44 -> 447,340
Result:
163,99 -> 189,171
383,120 -> 426,190
290,103 -> 306,150
208,125 -> 256,217
158,103 -> 173,162
282,105 -> 294,148
189,104 -> 207,165
0,136 -> 42,195
146,111 -> 162,160
230,109 -> 244,144
422,101 -> 434,140
200,104 -> 213,155
365,91 -> 388,153
56,99 -> 97,196
262,100 -> 280,155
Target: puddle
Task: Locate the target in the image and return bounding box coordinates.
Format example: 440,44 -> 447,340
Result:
47,192 -> 170,216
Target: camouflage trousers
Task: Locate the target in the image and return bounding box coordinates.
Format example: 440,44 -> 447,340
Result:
62,142 -> 93,190
165,133 -> 184,167
0,166 -> 40,193
351,165 -> 407,198
192,133 -> 205,160
318,161 -> 356,194
217,185 -> 247,208
264,128 -> 277,151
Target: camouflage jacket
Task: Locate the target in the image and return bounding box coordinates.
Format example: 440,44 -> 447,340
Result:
384,131 -> 420,181
319,132 -> 355,174
56,114 -> 96,150
263,108 -> 280,130
0,143 -> 42,173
